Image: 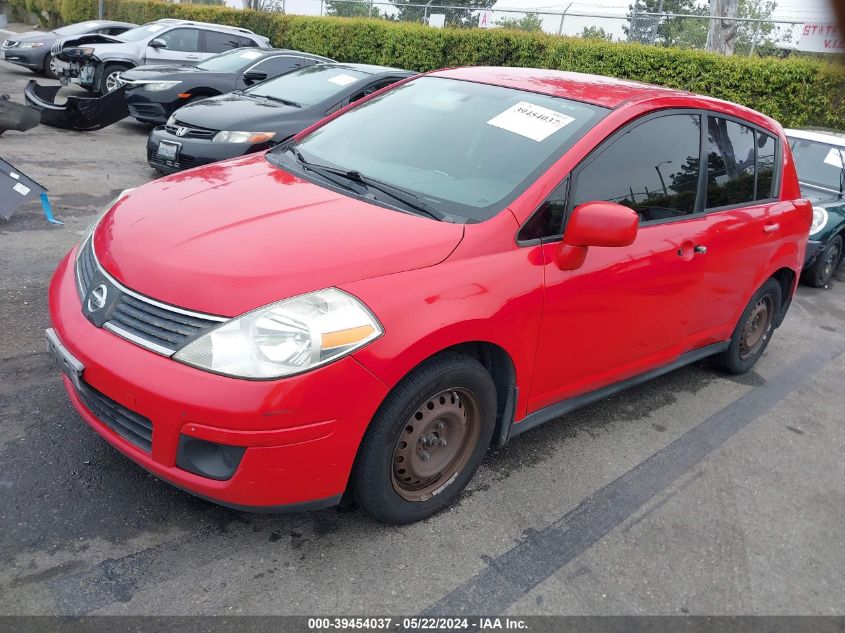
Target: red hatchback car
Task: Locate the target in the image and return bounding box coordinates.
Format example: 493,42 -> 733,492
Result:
48,67 -> 811,523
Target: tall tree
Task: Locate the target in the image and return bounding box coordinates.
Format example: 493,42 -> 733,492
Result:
625,0 -> 707,46
326,0 -> 382,18
391,0 -> 495,27
497,12 -> 543,32
706,0 -> 739,54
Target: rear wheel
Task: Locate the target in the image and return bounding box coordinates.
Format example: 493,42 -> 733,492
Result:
353,352 -> 497,524
803,235 -> 843,288
714,278 -> 782,375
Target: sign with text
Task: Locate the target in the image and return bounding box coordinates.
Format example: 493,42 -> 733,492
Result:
797,23 -> 844,53
428,13 -> 445,28
478,10 -> 493,28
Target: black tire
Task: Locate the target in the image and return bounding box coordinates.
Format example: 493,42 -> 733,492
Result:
803,235 -> 843,288
43,53 -> 58,79
353,352 -> 497,524
97,63 -> 129,95
714,278 -> 782,375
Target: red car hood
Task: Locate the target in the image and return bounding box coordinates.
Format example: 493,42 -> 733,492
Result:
93,155 -> 464,316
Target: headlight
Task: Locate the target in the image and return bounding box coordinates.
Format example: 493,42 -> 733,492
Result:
810,206 -> 829,236
212,130 -> 275,144
166,113 -> 176,127
20,42 -> 45,49
81,188 -> 134,245
174,288 -> 383,379
140,81 -> 181,92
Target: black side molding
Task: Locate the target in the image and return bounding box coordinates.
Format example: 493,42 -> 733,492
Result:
506,341 -> 730,441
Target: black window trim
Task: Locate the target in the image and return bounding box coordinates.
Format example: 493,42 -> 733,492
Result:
243,54 -> 313,76
516,107 -> 782,246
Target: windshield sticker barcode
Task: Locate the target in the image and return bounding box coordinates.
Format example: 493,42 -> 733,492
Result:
13,182 -> 30,196
487,102 -> 575,142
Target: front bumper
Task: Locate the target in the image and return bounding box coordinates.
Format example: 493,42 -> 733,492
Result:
48,250 -> 389,510
1,46 -> 46,70
147,126 -> 267,173
125,90 -> 182,124
24,80 -> 128,131
804,239 -> 824,267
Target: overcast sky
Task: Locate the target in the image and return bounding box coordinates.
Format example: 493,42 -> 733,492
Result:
225,0 -> 836,38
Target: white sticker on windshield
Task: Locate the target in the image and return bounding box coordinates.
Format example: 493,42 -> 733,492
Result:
240,51 -> 261,60
10,172 -> 19,180
328,73 -> 358,87
824,147 -> 844,168
487,101 -> 575,142
13,182 -> 30,196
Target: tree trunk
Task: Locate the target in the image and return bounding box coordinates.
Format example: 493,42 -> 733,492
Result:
706,0 -> 738,55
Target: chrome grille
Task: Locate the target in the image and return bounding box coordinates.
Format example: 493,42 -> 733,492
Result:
3,40 -> 20,48
164,120 -> 216,139
75,238 -> 226,356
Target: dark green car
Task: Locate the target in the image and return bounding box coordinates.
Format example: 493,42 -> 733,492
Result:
786,128 -> 845,287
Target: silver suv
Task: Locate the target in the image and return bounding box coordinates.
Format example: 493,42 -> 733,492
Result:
53,19 -> 271,94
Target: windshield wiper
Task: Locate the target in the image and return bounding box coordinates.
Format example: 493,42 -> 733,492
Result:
286,147 -> 444,221
252,94 -> 301,108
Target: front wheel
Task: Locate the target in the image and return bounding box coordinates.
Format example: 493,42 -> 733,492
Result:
98,63 -> 129,95
43,53 -> 61,79
714,278 -> 782,375
353,352 -> 497,524
803,235 -> 843,288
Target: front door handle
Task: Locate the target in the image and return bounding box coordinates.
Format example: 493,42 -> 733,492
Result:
185,55 -> 200,60
693,245 -> 707,254
763,222 -> 780,234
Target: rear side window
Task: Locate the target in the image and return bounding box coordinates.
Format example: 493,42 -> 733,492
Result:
237,35 -> 259,48
706,117 -> 778,208
203,30 -> 244,53
571,114 -> 701,224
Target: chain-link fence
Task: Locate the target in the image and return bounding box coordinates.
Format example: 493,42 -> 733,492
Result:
227,0 -> 808,57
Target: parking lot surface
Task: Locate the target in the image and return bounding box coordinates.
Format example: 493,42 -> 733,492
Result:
1,60 -> 845,616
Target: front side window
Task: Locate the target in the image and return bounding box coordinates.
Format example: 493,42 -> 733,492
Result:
790,138 -> 844,192
571,114 -> 701,224
157,28 -> 200,52
270,76 -> 606,222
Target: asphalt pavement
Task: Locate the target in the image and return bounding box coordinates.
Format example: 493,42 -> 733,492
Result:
1,59 -> 844,616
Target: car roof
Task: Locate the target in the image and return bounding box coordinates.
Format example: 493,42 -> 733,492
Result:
429,67 -> 693,109
257,48 -> 334,63
785,127 -> 845,148
149,18 -> 260,36
329,62 -> 414,76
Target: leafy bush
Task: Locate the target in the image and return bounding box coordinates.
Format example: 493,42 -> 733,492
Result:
59,0 -> 844,129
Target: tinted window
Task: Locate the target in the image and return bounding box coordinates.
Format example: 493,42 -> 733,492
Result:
158,28 -> 200,52
236,35 -> 259,48
572,114 -> 701,223
249,56 -> 302,78
756,132 -> 777,200
790,138 -> 843,191
196,48 -> 265,73
203,30 -> 244,54
706,117 -> 756,208
519,178 -> 569,241
276,76 -> 606,222
55,21 -> 102,36
246,65 -> 370,107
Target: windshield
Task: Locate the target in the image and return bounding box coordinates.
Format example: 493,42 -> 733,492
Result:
790,138 -> 845,191
246,65 -> 369,107
55,21 -> 103,36
116,22 -> 168,42
197,48 -> 265,72
270,76 -> 606,222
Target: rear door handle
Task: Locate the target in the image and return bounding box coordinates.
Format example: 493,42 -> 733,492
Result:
763,222 -> 780,233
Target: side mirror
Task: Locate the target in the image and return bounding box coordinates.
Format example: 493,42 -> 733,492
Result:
149,38 -> 167,49
242,71 -> 267,85
555,201 -> 638,270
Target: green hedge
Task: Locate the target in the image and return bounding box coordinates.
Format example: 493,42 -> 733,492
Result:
35,0 -> 845,128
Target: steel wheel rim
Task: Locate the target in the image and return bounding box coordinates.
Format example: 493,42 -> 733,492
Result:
739,295 -> 773,360
391,388 -> 481,502
821,242 -> 841,282
105,71 -> 122,92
